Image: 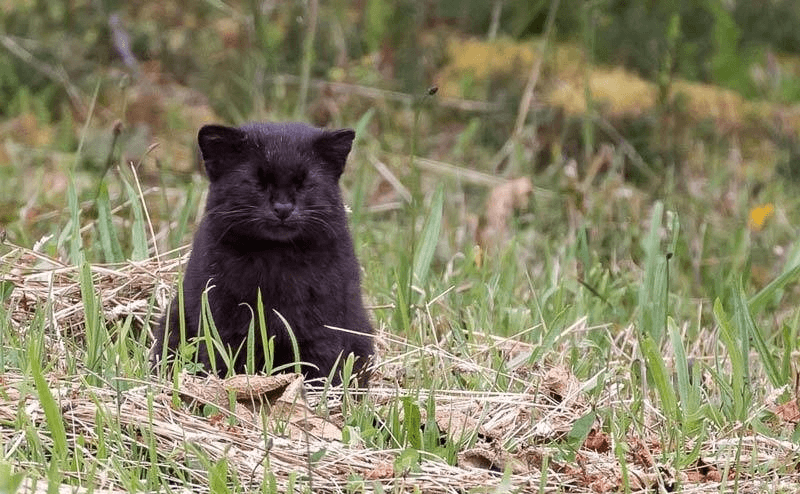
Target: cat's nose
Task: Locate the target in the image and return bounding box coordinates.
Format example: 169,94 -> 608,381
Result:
273,202 -> 294,220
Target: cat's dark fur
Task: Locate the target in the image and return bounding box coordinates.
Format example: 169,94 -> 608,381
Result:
151,122 -> 374,384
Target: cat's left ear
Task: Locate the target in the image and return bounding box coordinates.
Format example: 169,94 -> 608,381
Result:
198,125 -> 247,181
314,129 -> 356,177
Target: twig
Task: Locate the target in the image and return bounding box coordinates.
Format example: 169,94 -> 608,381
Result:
591,113 -> 657,181
369,156 -> 412,203
513,0 -> 561,135
488,0 -> 504,41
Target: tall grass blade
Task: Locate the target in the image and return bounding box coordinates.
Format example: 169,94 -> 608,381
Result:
393,264 -> 412,335
734,279 -> 783,387
80,260 -> 104,377
353,108 -> 375,140
668,317 -> 701,433
31,352 -> 68,460
413,184 -> 444,286
122,179 -> 149,261
274,310 -> 303,376
96,182 -> 124,262
748,263 -> 800,316
637,202 -> 666,342
200,287 -> 223,375
641,335 -> 677,422
67,172 -> 83,266
170,182 -> 199,249
246,309 -> 256,375
713,298 -> 747,420
256,290 -> 273,373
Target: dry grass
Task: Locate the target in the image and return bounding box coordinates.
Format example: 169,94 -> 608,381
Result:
3,241 -> 800,492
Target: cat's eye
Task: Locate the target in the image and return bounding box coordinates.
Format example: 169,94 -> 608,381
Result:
292,174 -> 306,189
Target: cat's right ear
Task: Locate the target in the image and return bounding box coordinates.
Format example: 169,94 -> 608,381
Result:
198,125 -> 247,181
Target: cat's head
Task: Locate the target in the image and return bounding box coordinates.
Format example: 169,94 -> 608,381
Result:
197,122 -> 355,245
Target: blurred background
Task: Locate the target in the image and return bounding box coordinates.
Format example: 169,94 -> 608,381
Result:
2,0 -> 800,322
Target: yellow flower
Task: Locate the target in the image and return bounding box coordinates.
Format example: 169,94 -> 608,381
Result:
748,203 -> 774,231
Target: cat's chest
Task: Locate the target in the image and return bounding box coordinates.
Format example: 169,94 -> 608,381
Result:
213,249 -> 337,303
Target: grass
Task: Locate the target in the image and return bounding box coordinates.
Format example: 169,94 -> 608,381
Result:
2,20 -> 800,494
2,110 -> 800,492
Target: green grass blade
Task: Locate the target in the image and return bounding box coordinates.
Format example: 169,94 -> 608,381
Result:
393,265 -> 412,335
246,309 -> 256,375
735,278 -> 783,387
748,263 -> 800,316
31,353 -> 68,461
637,201 -> 666,342
668,317 -> 701,433
713,298 -> 747,420
256,290 -> 273,373
641,334 -> 677,422
0,462 -> 25,493
353,108 -> 375,141
668,317 -> 691,406
274,310 -> 303,376
96,182 -> 124,263
413,184 -> 444,286
79,260 -> 104,378
170,182 -> 199,249
122,179 -> 149,261
208,458 -> 231,494
67,172 -> 84,266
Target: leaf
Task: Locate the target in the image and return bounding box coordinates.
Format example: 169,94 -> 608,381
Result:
413,184 -> 444,285
393,448 -> 419,474
0,280 -> 14,303
565,410 -> 596,452
310,448 -> 327,463
669,318 -> 695,415
79,260 -> 104,377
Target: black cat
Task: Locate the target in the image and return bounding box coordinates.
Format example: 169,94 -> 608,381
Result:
151,122 -> 374,385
